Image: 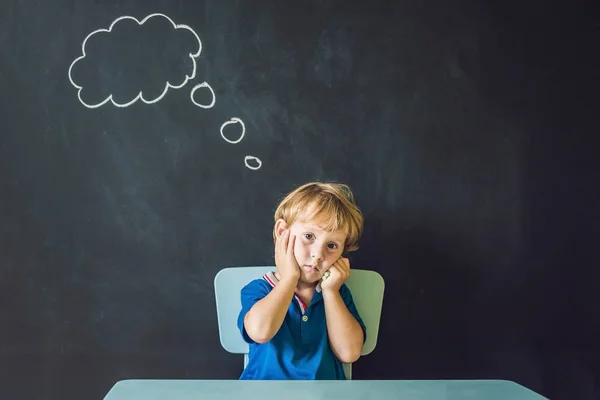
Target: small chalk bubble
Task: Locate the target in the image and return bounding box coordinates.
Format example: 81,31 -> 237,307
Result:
190,82 -> 216,109
220,117 -> 245,144
244,156 -> 262,170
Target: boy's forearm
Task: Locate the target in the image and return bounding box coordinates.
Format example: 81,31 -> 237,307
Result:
244,278 -> 296,343
322,290 -> 364,363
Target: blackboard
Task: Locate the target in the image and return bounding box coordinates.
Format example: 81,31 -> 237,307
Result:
1,0 -> 598,399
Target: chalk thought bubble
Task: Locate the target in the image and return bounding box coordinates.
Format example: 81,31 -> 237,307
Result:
220,117 -> 246,144
69,13 -> 262,170
68,13 -> 202,108
190,82 -> 216,109
244,156 -> 262,170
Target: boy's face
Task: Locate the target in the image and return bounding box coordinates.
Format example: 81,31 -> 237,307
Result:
285,220 -> 346,284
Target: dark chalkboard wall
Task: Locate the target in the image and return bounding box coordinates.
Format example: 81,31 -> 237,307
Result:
1,0 -> 598,399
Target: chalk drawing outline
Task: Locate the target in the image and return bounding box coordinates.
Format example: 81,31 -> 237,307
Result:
68,13 -> 202,108
244,156 -> 262,170
190,82 -> 216,109
220,117 -> 245,144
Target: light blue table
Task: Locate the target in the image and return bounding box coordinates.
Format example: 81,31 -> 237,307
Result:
104,379 -> 548,399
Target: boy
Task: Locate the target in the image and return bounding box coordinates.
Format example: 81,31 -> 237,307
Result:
237,181 -> 367,380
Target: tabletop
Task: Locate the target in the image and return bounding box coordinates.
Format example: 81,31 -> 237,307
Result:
104,379 -> 548,400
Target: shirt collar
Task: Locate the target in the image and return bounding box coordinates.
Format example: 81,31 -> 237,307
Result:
262,271 -> 322,314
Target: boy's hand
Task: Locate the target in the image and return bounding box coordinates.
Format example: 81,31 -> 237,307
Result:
321,257 -> 350,292
275,229 -> 300,283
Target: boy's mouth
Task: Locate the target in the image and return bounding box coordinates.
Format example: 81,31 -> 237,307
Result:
303,264 -> 318,271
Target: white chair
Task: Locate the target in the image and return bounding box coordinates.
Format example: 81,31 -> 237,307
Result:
214,266 -> 385,379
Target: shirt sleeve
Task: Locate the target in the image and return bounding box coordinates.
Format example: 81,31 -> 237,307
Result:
339,284 -> 367,345
237,279 -> 271,344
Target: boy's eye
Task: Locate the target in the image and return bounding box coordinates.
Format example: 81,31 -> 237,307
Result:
304,233 -> 314,240
328,243 -> 338,250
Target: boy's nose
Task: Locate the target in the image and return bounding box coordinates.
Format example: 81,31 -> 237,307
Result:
311,247 -> 325,261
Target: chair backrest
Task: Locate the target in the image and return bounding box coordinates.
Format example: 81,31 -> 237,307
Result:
214,266 -> 385,379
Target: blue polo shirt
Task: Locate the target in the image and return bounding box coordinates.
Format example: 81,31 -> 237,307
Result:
237,271 -> 366,380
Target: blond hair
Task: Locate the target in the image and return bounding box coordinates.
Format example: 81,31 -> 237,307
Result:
273,182 -> 364,252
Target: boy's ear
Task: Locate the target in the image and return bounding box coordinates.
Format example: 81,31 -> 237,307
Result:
274,219 -> 288,238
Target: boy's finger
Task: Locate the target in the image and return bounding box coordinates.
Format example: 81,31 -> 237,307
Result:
278,230 -> 288,257
276,230 -> 283,253
281,229 -> 289,252
337,259 -> 350,274
286,230 -> 292,253
288,234 -> 296,257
